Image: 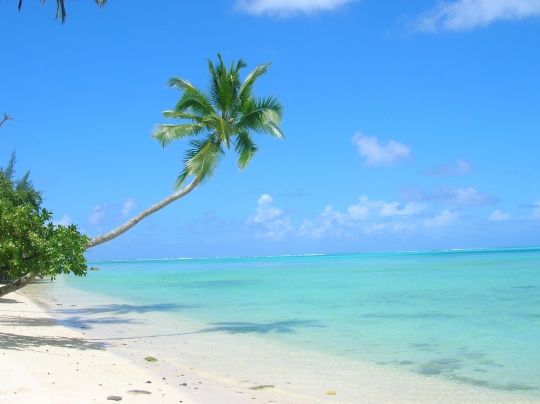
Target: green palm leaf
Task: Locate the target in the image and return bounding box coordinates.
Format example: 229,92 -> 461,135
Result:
153,124 -> 205,147
237,96 -> 283,138
235,132 -> 258,169
169,78 -> 213,116
154,55 -> 284,188
184,138 -> 224,183
239,63 -> 270,103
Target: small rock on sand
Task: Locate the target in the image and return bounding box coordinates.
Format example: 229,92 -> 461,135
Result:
249,385 -> 275,390
127,389 -> 152,395
107,396 -> 122,401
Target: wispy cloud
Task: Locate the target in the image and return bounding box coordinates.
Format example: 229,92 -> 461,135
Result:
244,192 -> 507,241
89,205 -> 107,226
402,186 -> 495,206
364,222 -> 418,235
423,209 -> 459,228
444,187 -> 493,206
236,0 -> 355,16
88,198 -> 138,231
300,205 -> 348,239
121,198 -> 136,217
352,133 -> 411,167
426,159 -> 472,176
416,0 -> 540,32
299,196 -> 427,238
489,209 -> 511,221
532,201 -> 540,220
53,214 -> 73,226
379,201 -> 428,217
247,194 -> 292,240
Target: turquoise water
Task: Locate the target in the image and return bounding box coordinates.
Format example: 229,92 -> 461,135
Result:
67,248 -> 540,395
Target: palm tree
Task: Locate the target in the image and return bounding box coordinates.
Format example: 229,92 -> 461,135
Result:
17,0 -> 108,22
87,55 -> 284,248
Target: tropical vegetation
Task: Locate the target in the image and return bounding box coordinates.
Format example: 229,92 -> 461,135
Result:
88,54 -> 283,247
0,154 -> 88,296
0,54 -> 284,295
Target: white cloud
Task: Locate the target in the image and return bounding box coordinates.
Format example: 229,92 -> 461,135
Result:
364,222 -> 417,235
121,198 -> 136,217
416,0 -> 540,32
251,194 -> 283,223
88,198 -> 137,229
427,159 -> 473,176
424,209 -> 459,228
450,187 -> 491,206
299,196 -> 427,238
247,193 -> 494,240
352,133 -> 410,166
300,205 -> 347,238
489,209 -> 511,221
379,201 -> 428,217
236,0 -> 354,16
456,159 -> 473,174
89,205 -> 106,226
532,202 -> 540,220
248,194 -> 292,240
53,214 -> 73,226
402,186 -> 494,206
347,202 -> 370,220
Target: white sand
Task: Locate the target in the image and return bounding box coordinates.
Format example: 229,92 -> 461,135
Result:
1,282 -> 539,404
0,290 -> 248,404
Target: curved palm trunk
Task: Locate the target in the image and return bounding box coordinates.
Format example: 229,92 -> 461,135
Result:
0,180 -> 198,298
0,273 -> 35,297
87,179 -> 199,248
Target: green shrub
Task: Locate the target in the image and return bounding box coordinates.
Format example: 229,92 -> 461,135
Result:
0,154 -> 88,283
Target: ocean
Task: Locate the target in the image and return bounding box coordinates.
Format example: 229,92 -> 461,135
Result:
64,247 -> 540,397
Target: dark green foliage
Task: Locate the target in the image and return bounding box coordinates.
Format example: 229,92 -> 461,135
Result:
0,154 -> 88,283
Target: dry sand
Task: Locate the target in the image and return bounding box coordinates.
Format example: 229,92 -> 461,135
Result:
0,291 -> 248,404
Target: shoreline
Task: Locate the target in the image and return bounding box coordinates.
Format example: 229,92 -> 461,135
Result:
2,281 -> 539,403
0,287 -> 251,404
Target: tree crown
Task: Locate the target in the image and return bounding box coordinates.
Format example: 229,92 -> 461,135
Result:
0,155 -> 88,282
153,54 -> 284,187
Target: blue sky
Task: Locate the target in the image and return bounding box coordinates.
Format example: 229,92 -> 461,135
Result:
1,0 -> 540,259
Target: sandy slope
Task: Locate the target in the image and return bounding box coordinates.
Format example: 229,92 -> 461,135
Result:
0,291 -> 243,404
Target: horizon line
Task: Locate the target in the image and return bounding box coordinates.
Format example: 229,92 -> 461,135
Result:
87,245 -> 540,264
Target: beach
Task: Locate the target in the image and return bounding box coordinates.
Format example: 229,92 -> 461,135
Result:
2,256 -> 539,404
0,288 -> 237,404
3,1 -> 540,402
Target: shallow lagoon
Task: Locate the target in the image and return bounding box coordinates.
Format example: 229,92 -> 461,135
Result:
67,248 -> 540,396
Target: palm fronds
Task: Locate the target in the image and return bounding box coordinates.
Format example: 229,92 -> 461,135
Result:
17,0 -> 108,23
154,55 -> 284,188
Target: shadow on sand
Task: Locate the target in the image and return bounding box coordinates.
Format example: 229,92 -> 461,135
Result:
0,298 -> 22,304
80,318 -> 325,342
0,314 -> 139,330
0,331 -> 105,351
198,319 -> 324,334
58,303 -> 195,316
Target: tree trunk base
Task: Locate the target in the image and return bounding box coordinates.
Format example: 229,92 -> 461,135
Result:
0,274 -> 35,297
